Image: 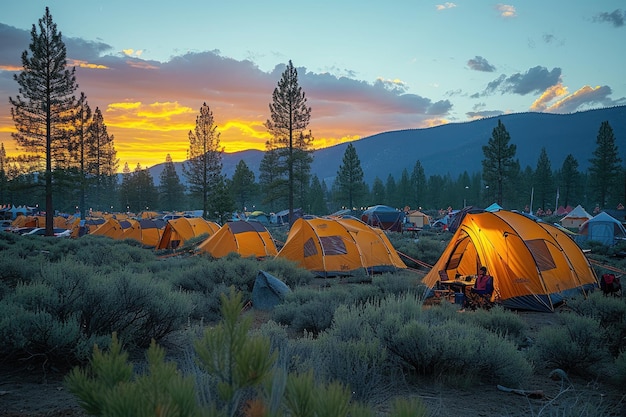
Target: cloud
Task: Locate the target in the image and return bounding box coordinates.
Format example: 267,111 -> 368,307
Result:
545,85 -> 614,113
530,83 -> 569,111
0,24 -> 452,168
594,9 -> 625,27
436,3 -> 456,11
466,110 -> 504,120
496,4 -> 517,18
484,66 -> 561,96
467,56 -> 496,72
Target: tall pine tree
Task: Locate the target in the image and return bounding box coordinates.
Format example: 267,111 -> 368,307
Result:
533,147 -> 554,213
556,154 -> 580,208
183,102 -> 224,219
87,107 -> 118,212
265,60 -> 312,225
10,7 -> 78,235
335,143 -> 366,210
482,120 -> 517,206
159,154 -> 185,211
229,159 -> 256,211
589,121 -> 622,208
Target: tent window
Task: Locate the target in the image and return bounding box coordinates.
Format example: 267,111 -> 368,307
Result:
303,238 -> 318,258
320,236 -> 348,255
526,239 -> 557,271
447,254 -> 462,269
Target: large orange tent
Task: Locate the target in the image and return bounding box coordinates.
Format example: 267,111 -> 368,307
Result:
276,217 -> 407,277
422,210 -> 598,312
196,221 -> 277,259
123,218 -> 165,248
157,217 -> 220,250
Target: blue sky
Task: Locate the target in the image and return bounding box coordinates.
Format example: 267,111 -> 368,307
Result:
1,1 -> 625,169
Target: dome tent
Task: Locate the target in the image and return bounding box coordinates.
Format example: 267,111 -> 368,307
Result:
576,211 -> 626,246
277,216 -> 406,277
422,210 -> 597,312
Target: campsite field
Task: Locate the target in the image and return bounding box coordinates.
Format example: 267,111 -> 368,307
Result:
2,305 -> 625,417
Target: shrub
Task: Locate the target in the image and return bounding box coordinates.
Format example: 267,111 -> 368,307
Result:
261,256 -> 315,288
385,319 -> 532,387
316,332 -> 392,403
459,306 -> 528,344
567,291 -> 626,357
528,313 -> 610,376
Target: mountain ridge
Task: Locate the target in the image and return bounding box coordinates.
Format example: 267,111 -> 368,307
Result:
147,106 -> 626,186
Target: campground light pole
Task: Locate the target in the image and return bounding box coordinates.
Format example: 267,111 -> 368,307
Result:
463,185 -> 469,208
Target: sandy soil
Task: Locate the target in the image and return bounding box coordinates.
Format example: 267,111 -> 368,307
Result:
1,309 -> 625,417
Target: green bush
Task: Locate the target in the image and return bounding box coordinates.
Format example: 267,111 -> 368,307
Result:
528,313 -> 610,376
566,291 -> 626,357
316,332 -> 391,403
385,319 -> 532,387
458,306 -> 528,344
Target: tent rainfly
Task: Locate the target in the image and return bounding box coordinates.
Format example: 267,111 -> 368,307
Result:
361,205 -> 405,232
196,221 -> 277,259
156,217 -> 220,250
123,218 -> 165,248
422,210 -> 598,312
276,216 -> 407,277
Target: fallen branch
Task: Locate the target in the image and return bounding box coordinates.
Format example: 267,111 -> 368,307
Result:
497,384 -> 545,399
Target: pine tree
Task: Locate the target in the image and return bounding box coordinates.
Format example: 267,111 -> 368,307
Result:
265,60 -> 313,225
557,154 -> 580,209
410,161 -> 426,209
183,102 -> 224,219
308,175 -> 326,215
482,120 -> 517,206
67,92 -> 92,219
589,121 -> 622,208
87,107 -> 118,211
385,174 -> 398,208
9,7 -> 78,235
370,177 -> 385,205
398,168 -> 411,210
533,147 -> 554,213
126,164 -> 158,212
335,143 -> 366,210
230,159 -> 256,211
259,146 -> 287,212
159,154 -> 185,211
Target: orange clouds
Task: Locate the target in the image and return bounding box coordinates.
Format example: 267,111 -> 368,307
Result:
530,84 -> 569,111
68,59 -> 108,70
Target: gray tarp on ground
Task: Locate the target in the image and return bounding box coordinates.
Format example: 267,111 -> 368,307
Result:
252,270 -> 291,310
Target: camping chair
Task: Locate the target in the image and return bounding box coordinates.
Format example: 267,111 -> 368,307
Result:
600,273 -> 622,297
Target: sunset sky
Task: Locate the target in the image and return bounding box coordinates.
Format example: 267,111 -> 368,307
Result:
1,1 -> 625,172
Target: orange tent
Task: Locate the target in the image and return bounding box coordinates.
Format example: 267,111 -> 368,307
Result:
276,217 -> 407,277
196,221 -> 277,259
157,217 -> 220,250
123,218 -> 165,248
422,210 -> 598,312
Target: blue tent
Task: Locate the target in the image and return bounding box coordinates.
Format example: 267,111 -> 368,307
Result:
361,205 -> 404,232
485,202 -> 503,212
577,212 -> 626,246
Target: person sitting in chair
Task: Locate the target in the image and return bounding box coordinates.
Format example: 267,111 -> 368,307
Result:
465,266 -> 494,310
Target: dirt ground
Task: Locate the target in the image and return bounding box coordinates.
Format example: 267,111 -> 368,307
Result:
1,308 -> 625,417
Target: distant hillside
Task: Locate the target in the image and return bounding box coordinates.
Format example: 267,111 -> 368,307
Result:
147,106 -> 626,186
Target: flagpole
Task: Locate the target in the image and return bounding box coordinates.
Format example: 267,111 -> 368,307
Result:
529,187 -> 534,215
555,187 -> 559,212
